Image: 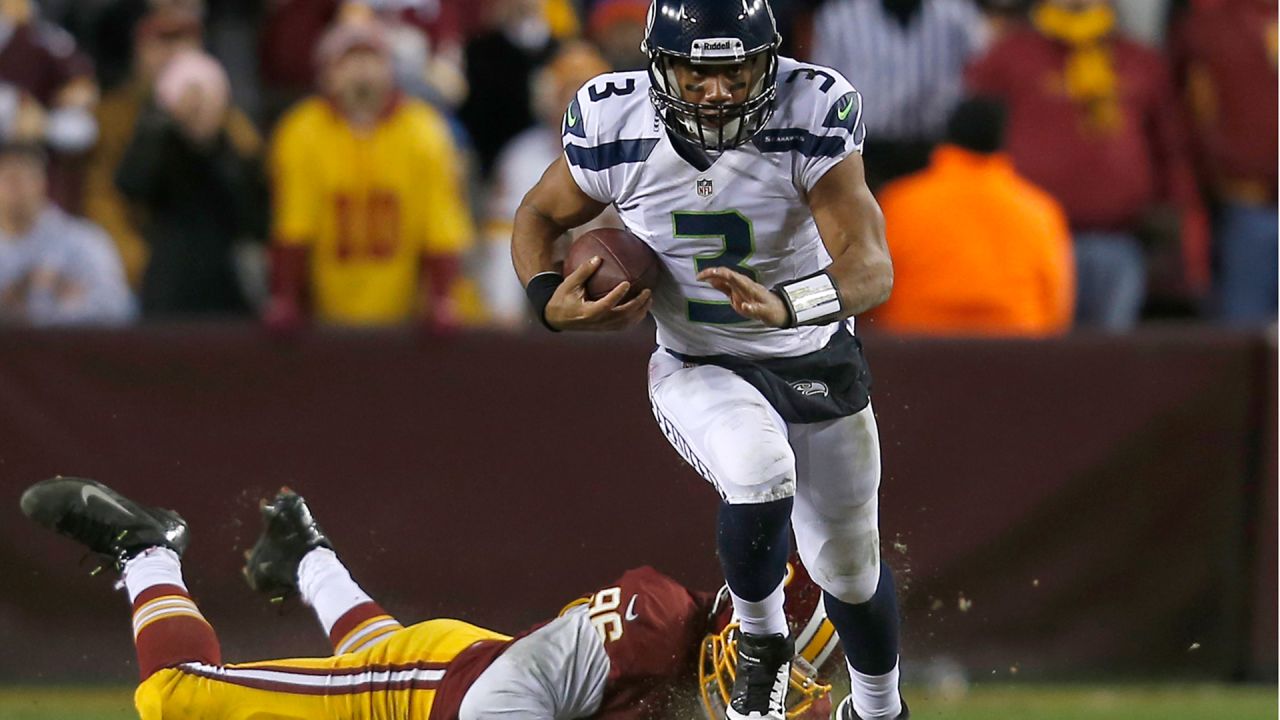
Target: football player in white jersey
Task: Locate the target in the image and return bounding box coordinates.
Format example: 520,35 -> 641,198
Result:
511,2 -> 905,719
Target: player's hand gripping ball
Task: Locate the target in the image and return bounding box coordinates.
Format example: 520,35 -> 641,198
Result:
564,228 -> 661,301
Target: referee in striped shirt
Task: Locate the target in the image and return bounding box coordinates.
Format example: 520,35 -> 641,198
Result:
810,0 -> 990,189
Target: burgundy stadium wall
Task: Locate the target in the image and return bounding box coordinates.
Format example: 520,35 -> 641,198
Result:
0,325 -> 1273,684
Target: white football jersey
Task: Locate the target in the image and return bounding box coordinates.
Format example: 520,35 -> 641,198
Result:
561,57 -> 867,359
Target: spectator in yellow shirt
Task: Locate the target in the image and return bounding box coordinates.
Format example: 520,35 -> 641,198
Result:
266,18 -> 472,331
869,99 -> 1075,337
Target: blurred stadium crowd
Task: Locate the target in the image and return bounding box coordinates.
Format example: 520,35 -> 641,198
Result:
0,0 -> 1273,334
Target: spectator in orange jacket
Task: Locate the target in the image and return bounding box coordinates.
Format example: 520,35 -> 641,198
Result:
869,98 -> 1075,337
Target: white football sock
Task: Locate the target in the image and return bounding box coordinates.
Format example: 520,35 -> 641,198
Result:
120,547 -> 187,604
297,547 -> 373,636
848,657 -> 902,719
730,581 -> 789,637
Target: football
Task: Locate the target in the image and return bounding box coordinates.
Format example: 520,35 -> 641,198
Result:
564,227 -> 662,302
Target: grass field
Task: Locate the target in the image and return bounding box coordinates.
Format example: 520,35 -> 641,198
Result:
0,683 -> 1274,720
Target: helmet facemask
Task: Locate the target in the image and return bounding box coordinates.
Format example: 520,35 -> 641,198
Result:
696,560 -> 842,718
647,48 -> 778,153
698,622 -> 832,719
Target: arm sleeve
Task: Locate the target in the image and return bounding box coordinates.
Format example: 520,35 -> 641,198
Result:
797,69 -> 867,192
560,85 -> 615,204
269,113 -> 319,247
417,107 -> 473,255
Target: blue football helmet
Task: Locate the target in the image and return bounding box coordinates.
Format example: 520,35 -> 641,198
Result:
642,0 -> 782,152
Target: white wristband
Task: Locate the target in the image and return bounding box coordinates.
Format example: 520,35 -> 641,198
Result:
774,271 -> 842,327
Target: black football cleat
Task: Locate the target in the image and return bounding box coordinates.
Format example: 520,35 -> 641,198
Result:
243,488 -> 332,600
836,694 -> 910,719
20,476 -> 189,572
727,631 -> 793,720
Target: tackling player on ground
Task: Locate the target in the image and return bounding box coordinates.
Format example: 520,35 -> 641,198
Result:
21,476 -> 846,719
511,2 -> 904,719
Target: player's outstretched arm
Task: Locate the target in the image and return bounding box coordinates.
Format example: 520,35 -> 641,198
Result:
698,153 -> 891,328
806,152 -> 892,316
512,156 -> 651,332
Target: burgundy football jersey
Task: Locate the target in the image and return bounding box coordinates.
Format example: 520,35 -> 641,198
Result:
579,566 -> 717,720
433,564 -> 838,720
431,566 -> 714,720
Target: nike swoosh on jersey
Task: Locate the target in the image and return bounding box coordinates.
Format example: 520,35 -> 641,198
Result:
566,106 -> 578,127
82,485 -> 133,516
624,594 -> 640,621
837,97 -> 855,121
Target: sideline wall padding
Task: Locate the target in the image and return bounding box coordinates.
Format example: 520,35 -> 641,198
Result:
0,325 -> 1272,683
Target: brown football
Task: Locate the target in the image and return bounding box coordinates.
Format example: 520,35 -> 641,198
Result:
564,227 -> 662,302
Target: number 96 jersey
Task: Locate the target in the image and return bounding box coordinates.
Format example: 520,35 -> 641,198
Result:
561,566 -> 717,719
562,58 -> 867,359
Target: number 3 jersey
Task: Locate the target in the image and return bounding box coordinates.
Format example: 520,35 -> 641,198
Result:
562,58 -> 867,359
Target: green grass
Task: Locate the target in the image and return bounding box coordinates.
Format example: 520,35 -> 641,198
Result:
0,683 -> 1274,719
908,683 -> 1277,720
0,687 -> 135,720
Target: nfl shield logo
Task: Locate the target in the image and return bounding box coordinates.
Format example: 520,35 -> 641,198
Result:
697,177 -> 714,197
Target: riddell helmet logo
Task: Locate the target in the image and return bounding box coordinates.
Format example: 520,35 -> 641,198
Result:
690,37 -> 746,61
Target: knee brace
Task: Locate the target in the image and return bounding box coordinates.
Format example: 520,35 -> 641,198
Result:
794,499 -> 881,604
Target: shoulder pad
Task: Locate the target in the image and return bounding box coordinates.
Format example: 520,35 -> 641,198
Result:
562,71 -> 659,176
563,71 -> 651,142
775,60 -> 860,129
758,59 -> 865,156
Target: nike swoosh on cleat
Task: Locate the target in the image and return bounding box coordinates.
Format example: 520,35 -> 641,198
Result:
625,594 -> 639,621
81,485 -> 134,516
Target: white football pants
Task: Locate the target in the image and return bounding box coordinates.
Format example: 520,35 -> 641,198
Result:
648,349 -> 883,604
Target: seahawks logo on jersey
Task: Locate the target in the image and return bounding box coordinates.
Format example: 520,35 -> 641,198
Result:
790,381 -> 830,398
